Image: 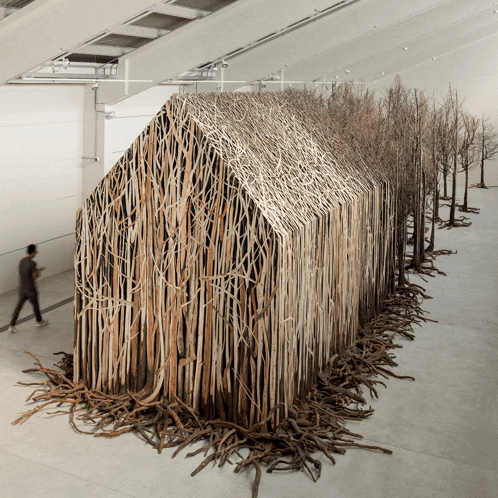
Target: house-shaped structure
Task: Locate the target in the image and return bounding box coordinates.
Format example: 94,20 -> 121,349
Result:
74,92 -> 393,427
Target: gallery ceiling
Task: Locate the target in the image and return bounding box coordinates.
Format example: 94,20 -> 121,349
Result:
1,0 -> 498,103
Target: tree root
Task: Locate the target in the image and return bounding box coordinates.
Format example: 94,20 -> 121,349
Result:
438,216 -> 472,229
457,205 -> 480,214
14,290 -> 431,497
427,249 -> 456,257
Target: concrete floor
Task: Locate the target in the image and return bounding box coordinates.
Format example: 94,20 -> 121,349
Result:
1,175 -> 497,497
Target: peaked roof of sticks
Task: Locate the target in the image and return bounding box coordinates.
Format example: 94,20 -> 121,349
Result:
172,91 -> 385,235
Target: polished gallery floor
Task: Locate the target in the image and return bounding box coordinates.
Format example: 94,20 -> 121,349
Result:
1,178 -> 497,498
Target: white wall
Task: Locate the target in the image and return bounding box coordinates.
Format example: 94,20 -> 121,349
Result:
0,83 -> 180,296
103,85 -> 179,175
0,85 -> 85,294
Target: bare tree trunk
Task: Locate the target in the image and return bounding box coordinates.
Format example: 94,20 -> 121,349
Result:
449,97 -> 458,226
412,206 -> 420,267
390,180 -> 397,295
420,170 -> 426,262
427,135 -> 437,253
443,170 -> 448,197
435,183 -> 439,220
390,238 -> 396,294
463,161 -> 469,210
480,141 -> 486,188
427,186 -> 436,253
397,216 -> 407,287
410,149 -> 421,268
449,159 -> 457,224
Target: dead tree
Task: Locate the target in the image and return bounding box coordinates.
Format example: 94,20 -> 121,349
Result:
458,112 -> 479,213
435,98 -> 453,202
476,116 -> 498,188
448,90 -> 460,227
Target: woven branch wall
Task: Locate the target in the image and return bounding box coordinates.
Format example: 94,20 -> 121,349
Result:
74,92 -> 394,427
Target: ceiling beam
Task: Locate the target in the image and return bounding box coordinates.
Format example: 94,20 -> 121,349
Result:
112,25 -> 171,39
0,6 -> 18,20
0,0 -> 175,84
96,0 -> 348,104
74,45 -> 134,57
151,4 -> 210,20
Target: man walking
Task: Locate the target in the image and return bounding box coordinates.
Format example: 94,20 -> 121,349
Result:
8,244 -> 49,333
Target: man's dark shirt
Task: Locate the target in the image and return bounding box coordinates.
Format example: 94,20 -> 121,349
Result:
19,257 -> 37,295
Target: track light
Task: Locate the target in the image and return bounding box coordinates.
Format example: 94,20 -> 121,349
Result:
50,57 -> 70,72
221,60 -> 228,68
261,83 -> 267,89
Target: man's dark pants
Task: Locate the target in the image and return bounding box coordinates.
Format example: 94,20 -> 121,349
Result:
10,292 -> 42,326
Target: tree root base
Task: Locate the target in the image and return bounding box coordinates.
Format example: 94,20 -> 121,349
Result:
405,247 -> 455,279
457,205 -> 480,214
439,216 -> 472,229
14,290 -> 432,497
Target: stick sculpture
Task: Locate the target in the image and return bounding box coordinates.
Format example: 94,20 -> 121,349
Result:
74,92 -> 394,427
16,86 -> 471,497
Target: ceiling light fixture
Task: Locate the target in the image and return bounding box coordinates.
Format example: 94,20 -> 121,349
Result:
50,57 -> 70,72
221,60 -> 228,68
403,46 -> 408,50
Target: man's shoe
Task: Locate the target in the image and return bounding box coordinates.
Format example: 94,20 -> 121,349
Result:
8,326 -> 16,333
36,320 -> 49,327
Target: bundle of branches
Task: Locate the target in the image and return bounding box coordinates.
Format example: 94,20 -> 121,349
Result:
74,91 -> 394,426
14,287 -> 431,498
